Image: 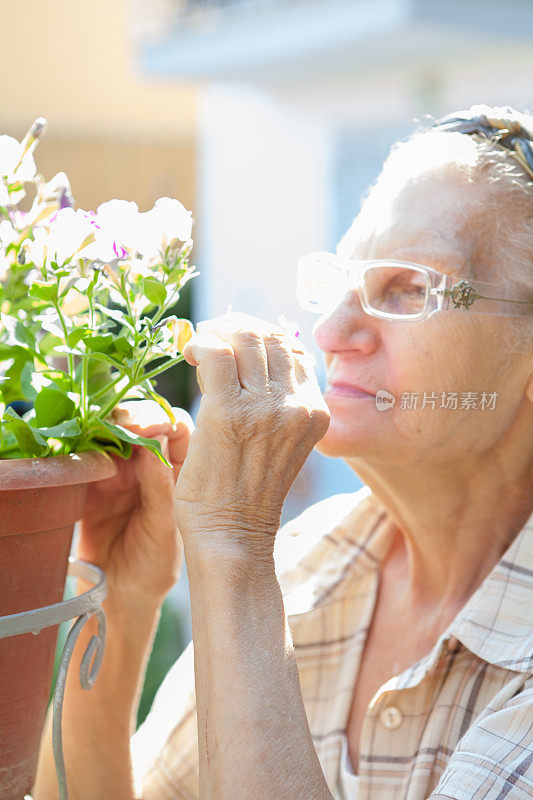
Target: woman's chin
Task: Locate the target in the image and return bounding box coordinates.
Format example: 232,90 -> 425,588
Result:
313,420 -> 379,459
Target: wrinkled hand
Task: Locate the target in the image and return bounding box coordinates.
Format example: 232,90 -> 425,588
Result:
76,399 -> 194,614
175,312 -> 330,561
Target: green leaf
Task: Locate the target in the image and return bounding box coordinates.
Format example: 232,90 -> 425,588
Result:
38,332 -> 63,355
33,387 -> 76,427
166,267 -> 187,285
29,281 -> 58,303
142,277 -> 167,306
0,427 -> 24,458
81,422 -> 133,459
19,361 -> 37,401
36,418 -> 81,438
83,333 -> 114,354
58,275 -> 81,296
67,327 -> 90,348
112,336 -> 134,357
14,320 -> 36,350
87,360 -> 116,405
54,345 -> 124,370
74,438 -> 122,458
2,357 -> 36,404
34,371 -> 71,392
0,345 -> 32,362
94,303 -> 133,328
0,314 -> 38,351
36,316 -> 67,338
1,407 -> 47,456
100,420 -> 171,467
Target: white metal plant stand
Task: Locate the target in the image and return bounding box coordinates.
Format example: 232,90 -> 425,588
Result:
0,558 -> 107,800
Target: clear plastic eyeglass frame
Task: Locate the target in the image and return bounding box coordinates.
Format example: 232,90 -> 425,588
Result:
296,251 -> 533,321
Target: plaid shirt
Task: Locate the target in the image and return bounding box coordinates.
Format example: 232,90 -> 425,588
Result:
131,486 -> 533,800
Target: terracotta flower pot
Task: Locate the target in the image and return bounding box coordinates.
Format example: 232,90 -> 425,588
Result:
0,452 -> 117,800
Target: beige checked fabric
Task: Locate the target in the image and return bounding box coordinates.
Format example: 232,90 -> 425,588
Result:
131,486 -> 533,800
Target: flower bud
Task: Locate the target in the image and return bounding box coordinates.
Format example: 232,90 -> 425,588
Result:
59,187 -> 74,209
29,118 -> 47,141
18,117 -> 47,166
175,318 -> 194,352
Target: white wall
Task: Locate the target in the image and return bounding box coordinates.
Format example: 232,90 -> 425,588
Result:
195,83 -> 330,321
194,83 -> 363,522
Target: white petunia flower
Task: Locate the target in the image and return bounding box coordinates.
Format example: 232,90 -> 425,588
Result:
96,197 -> 193,260
0,180 -> 9,206
0,249 -> 10,282
24,171 -> 75,228
0,135 -> 37,183
96,199 -> 139,255
22,209 -> 102,268
145,197 -> 193,248
0,220 -> 19,248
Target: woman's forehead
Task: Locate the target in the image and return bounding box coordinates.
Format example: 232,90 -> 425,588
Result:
339,173 -> 487,277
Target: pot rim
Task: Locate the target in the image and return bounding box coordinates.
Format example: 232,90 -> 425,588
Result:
0,451 -> 118,491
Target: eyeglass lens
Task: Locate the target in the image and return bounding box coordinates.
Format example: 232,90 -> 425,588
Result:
299,259 -> 430,317
362,265 -> 429,316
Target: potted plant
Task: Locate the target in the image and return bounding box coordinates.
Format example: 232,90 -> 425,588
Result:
0,118 -> 196,799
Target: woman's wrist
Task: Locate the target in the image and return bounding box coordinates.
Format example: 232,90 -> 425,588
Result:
183,526 -> 278,586
76,577 -> 167,624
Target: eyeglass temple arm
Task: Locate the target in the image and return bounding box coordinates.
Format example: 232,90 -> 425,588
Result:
431,280 -> 533,309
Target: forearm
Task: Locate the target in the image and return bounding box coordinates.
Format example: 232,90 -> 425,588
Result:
184,540 -> 333,800
33,597 -> 162,800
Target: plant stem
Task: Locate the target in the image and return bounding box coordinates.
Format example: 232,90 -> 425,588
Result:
132,345 -> 150,383
120,273 -> 138,346
90,372 -> 124,402
86,379 -> 134,426
53,300 -> 73,375
81,286 -> 96,419
141,355 -> 185,383
84,352 -> 185,428
81,350 -> 89,420
151,286 -> 181,327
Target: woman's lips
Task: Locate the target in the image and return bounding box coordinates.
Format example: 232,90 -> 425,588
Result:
325,383 -> 376,398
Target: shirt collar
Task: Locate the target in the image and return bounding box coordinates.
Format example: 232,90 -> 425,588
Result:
280,487 -> 533,676
445,505 -> 533,673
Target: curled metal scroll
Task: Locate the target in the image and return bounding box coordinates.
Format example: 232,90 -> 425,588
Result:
0,557 -> 107,800
52,607 -> 107,800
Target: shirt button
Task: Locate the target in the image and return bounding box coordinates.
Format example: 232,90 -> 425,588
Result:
380,705 -> 403,729
445,637 -> 459,653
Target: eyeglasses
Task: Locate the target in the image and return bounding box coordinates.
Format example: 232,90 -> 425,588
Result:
296,251 -> 533,321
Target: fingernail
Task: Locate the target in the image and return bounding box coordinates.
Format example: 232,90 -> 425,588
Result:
155,434 -> 169,454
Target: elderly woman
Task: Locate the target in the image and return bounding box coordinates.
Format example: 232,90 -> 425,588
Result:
34,104 -> 533,800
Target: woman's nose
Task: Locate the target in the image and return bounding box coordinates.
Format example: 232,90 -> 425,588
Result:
312,292 -> 379,354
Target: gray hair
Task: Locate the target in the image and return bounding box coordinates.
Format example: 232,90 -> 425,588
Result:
360,104 -> 533,353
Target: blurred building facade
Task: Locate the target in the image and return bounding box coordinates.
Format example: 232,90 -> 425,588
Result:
0,0 -> 197,215
140,0 -> 533,519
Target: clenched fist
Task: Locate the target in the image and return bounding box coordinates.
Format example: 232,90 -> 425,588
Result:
174,312 -> 330,562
